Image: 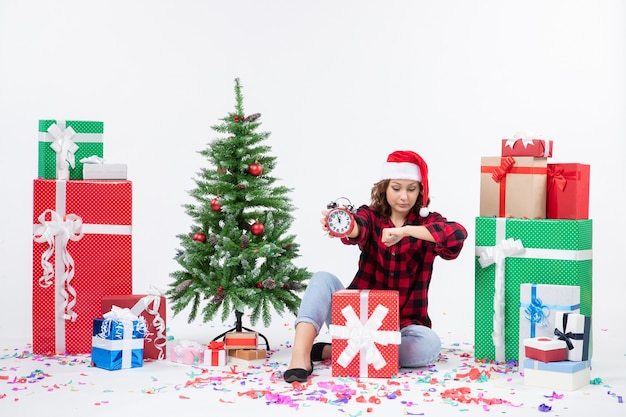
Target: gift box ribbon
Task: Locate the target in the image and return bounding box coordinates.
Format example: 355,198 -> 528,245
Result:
553,312 -> 589,361
547,165 -> 581,192
481,158 -> 548,217
128,287 -> 167,360
475,218 -> 592,362
47,121 -> 79,180
521,284 -> 580,338
329,291 -> 401,375
33,180 -> 133,354
476,236 -> 525,362
173,340 -> 202,364
208,341 -> 225,350
96,307 -> 146,369
207,341 -> 225,366
504,132 -> 550,157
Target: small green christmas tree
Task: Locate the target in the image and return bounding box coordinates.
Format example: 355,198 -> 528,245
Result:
168,78 -> 310,332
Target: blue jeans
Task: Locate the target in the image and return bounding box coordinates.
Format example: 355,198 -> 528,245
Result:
295,271 -> 442,368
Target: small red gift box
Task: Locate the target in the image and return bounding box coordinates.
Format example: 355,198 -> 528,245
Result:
32,179 -> 132,354
224,332 -> 257,349
480,156 -> 547,218
329,290 -> 401,378
204,341 -> 227,366
501,138 -> 553,158
524,337 -> 568,362
102,294 -> 167,360
547,163 -> 590,220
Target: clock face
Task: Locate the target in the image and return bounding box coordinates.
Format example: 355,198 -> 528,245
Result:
327,208 -> 354,236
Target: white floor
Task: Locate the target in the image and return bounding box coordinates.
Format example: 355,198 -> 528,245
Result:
1,315 -> 624,417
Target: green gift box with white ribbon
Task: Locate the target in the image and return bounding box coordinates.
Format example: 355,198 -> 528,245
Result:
38,119 -> 104,180
474,217 -> 592,363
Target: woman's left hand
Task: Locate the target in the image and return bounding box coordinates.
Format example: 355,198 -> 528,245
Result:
381,227 -> 404,247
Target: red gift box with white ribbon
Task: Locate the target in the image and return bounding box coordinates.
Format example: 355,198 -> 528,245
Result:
329,290 -> 401,378
32,179 -> 132,354
501,137 -> 553,158
102,292 -> 167,360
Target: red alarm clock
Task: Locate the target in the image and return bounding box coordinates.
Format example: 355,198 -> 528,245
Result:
325,197 -> 355,238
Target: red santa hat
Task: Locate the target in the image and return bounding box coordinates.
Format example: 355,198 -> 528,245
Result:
380,150 -> 430,217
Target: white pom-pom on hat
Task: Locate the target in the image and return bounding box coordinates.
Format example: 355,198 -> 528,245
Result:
380,150 -> 430,217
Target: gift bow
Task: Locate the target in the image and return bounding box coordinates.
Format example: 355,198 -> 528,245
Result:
130,287 -> 167,359
476,237 -> 525,363
504,131 -> 541,149
104,305 -> 137,321
523,293 -> 550,330
48,121 -> 79,179
553,313 -> 584,351
99,306 -> 146,337
33,209 -> 85,321
208,341 -> 225,350
98,307 -> 145,369
330,304 -> 401,371
547,166 -> 578,192
553,328 -> 576,350
491,157 -> 515,183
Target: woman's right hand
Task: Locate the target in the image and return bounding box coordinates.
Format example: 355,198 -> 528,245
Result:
320,209 -> 332,235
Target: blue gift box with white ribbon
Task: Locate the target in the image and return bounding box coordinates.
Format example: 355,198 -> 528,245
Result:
91,307 -> 146,370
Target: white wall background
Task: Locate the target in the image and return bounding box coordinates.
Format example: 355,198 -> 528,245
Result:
1,1 -> 624,345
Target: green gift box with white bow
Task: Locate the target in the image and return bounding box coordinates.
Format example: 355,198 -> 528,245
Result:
473,217 -> 592,363
38,119 -> 104,180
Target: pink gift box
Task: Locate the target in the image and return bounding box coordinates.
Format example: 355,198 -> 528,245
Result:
170,340 -> 204,365
501,138 -> 553,158
102,294 -> 167,360
329,290 -> 401,378
547,163 -> 590,220
32,179 -> 132,354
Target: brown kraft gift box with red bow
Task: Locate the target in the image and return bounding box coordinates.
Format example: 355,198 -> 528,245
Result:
480,156 -> 548,219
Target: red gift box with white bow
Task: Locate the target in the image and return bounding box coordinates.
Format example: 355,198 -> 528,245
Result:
501,137 -> 553,158
102,293 -> 167,360
329,290 -> 401,378
32,179 -> 132,354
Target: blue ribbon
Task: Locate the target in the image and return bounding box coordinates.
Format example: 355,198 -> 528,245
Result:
520,284 -> 580,337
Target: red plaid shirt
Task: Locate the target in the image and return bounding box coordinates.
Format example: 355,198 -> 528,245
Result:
342,205 -> 467,329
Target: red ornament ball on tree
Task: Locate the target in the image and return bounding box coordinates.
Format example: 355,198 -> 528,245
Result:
250,221 -> 265,236
192,232 -> 207,243
210,198 -> 221,211
256,283 -> 263,288
248,162 -> 263,176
